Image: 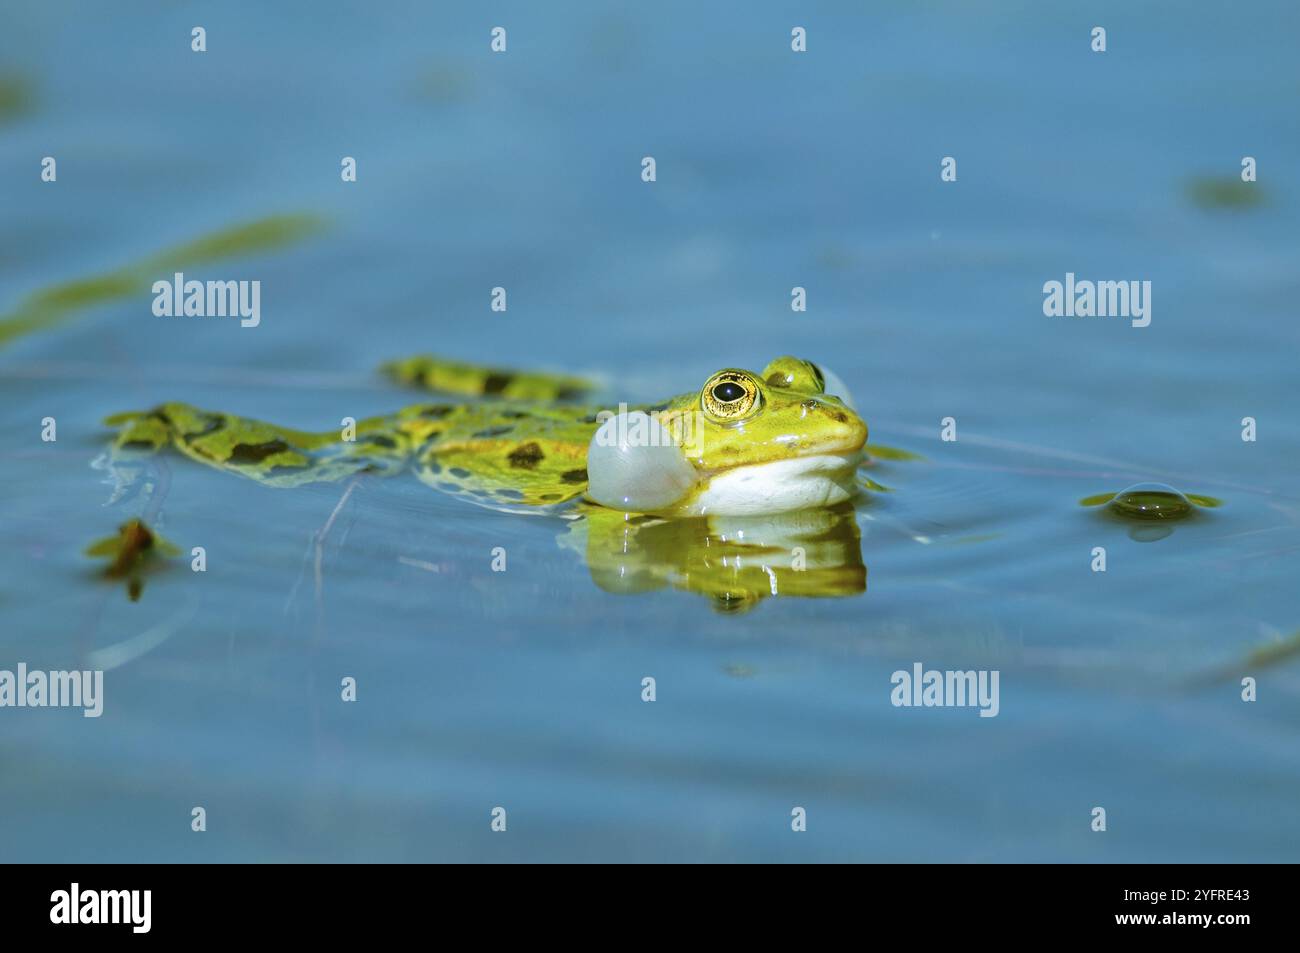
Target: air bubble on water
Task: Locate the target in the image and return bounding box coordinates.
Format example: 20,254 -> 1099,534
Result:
1109,482 -> 1193,521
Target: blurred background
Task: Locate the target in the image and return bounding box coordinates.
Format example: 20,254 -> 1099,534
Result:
1,1 -> 1297,861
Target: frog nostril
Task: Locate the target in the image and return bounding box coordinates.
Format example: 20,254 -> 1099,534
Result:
802,398 -> 846,421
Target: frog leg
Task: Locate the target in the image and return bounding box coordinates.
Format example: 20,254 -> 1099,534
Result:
105,402 -> 418,487
404,402 -> 599,510
96,409 -> 176,503
103,400 -> 603,509
381,354 -> 597,402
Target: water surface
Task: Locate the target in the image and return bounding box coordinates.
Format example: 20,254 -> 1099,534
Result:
2,1 -> 1298,862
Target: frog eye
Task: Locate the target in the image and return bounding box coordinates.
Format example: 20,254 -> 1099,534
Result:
701,371 -> 760,421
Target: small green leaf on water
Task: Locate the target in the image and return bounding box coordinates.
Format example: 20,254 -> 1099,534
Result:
1084,486 -> 1221,516
858,475 -> 894,492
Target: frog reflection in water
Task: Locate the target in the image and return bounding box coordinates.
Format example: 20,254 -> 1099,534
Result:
568,503 -> 866,612
104,356 -> 876,609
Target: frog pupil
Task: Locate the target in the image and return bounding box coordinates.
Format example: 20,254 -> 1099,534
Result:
712,382 -> 745,403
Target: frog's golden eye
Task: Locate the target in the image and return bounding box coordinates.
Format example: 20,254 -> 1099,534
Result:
701,371 -> 760,421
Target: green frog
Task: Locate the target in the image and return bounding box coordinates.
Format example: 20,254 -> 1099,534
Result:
101,355 -> 877,609
106,354 -> 868,518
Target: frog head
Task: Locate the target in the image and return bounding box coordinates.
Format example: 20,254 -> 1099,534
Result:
585,357 -> 867,516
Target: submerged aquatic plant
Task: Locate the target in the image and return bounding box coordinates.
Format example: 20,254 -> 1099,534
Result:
1185,176 -> 1265,211
0,74 -> 33,124
0,213 -> 325,347
85,518 -> 180,602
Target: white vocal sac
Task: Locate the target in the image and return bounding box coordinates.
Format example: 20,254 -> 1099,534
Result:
585,412 -> 696,513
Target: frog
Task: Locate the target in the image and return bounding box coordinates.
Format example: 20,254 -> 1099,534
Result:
99,354 -> 879,610
104,354 -> 869,519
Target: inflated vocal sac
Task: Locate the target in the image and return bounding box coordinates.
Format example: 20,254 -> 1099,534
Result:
585,411 -> 696,513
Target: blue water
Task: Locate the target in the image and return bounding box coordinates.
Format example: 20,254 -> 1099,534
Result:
2,1 -> 1298,861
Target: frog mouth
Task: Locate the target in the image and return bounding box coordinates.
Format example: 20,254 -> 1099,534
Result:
685,450 -> 863,516
584,409 -> 866,516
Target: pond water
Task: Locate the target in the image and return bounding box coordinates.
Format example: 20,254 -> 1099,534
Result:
2,2 -> 1297,861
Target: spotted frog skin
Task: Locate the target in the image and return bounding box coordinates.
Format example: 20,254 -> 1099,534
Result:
106,355 -> 868,518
